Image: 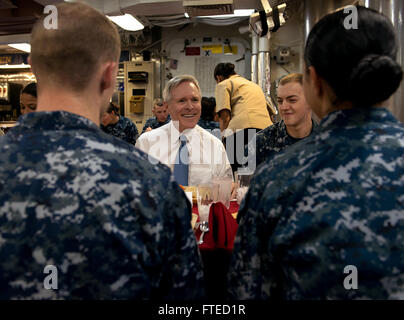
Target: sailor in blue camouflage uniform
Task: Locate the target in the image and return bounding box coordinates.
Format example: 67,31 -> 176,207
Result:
250,119 -> 317,168
228,6 -> 404,300
141,115 -> 171,134
197,119 -> 220,140
197,118 -> 220,131
141,98 -> 171,134
0,2 -> 204,300
101,102 -> 139,145
197,97 -> 221,139
247,73 -> 317,168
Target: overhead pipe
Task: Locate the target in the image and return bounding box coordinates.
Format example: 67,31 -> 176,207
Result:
257,34 -> 278,119
251,34 -> 259,84
257,36 -> 270,97
252,0 -> 287,119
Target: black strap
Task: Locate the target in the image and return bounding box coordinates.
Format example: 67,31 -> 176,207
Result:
272,6 -> 280,32
259,10 -> 268,37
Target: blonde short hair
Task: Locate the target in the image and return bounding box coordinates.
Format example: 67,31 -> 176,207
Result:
30,2 -> 120,93
153,98 -> 164,108
279,73 -> 303,86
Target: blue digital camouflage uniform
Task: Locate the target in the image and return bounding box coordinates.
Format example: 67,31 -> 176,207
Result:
228,107 -> 404,300
0,111 -> 204,300
101,115 -> 139,145
247,119 -> 318,168
197,119 -> 221,140
141,115 -> 171,134
197,119 -> 220,131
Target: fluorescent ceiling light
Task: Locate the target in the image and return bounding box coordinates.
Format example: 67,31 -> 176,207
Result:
198,9 -> 255,18
0,64 -> 31,69
234,9 -> 255,16
107,14 -> 144,31
8,43 -> 31,53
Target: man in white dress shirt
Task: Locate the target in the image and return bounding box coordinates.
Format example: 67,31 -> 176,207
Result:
136,75 -> 232,186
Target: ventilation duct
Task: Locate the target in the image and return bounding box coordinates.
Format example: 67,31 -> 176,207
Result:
183,0 -> 234,18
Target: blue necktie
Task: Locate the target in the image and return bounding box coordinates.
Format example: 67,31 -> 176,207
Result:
173,135 -> 189,186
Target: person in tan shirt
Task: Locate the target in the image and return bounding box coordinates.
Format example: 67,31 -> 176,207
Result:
214,62 -> 272,172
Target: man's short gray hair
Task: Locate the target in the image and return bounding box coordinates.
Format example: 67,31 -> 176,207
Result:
163,75 -> 202,102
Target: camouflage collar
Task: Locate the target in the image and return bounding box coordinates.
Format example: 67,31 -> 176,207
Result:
102,115 -> 122,129
159,114 -> 171,124
12,111 -> 100,132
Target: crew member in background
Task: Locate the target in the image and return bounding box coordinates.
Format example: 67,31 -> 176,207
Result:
141,98 -> 171,134
214,62 -> 272,172
20,82 -> 37,115
101,101 -> 139,145
197,97 -> 220,139
247,73 -> 317,168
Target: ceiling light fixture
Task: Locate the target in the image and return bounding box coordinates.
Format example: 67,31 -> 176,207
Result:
233,9 -> 255,16
107,14 -> 144,31
198,9 -> 255,18
8,43 -> 31,53
0,64 -> 31,69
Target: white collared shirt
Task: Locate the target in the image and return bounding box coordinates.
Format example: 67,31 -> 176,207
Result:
135,121 -> 232,185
